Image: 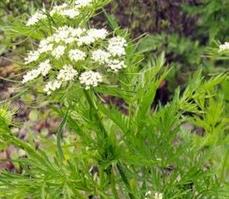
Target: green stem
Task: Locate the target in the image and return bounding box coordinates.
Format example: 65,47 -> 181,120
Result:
83,90 -> 108,139
110,166 -> 119,199
220,149 -> 229,182
117,162 -> 135,199
83,90 -> 111,199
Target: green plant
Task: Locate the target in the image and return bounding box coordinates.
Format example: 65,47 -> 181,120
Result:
0,0 -> 228,199
0,54 -> 228,198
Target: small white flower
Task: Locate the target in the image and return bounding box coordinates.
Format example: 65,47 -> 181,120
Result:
77,35 -> 96,46
39,38 -> 50,47
107,36 -> 127,56
53,26 -> 71,42
52,26 -> 77,44
219,42 -> 229,52
51,45 -> 66,58
26,10 -> 46,26
60,9 -> 80,19
22,69 -> 40,84
38,60 -> 52,76
69,49 -> 86,62
92,49 -> 111,64
50,3 -> 68,16
38,41 -> 53,54
176,175 -> 181,182
75,0 -> 93,8
154,192 -> 163,199
18,149 -> 26,157
77,28 -> 108,46
44,80 -> 62,95
109,36 -> 127,46
24,50 -> 41,64
66,37 -> 77,44
22,60 -> 52,83
71,27 -> 86,37
145,191 -> 152,198
57,65 -> 78,81
79,71 -> 102,89
107,60 -> 126,72
87,28 -> 109,40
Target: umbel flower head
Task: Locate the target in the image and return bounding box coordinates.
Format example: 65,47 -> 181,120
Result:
26,0 -> 95,26
22,25 -> 127,95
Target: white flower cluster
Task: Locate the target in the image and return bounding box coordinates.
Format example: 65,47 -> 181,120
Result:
23,62 -> 78,95
75,0 -> 93,8
78,28 -> 109,46
79,71 -> 103,89
26,10 -> 46,26
25,51 -> 41,64
50,26 -> 86,44
44,80 -> 62,95
44,65 -> 78,95
154,193 -> 163,199
50,3 -> 79,19
57,65 -> 78,82
23,25 -> 127,94
107,60 -> 126,72
219,42 -> 229,52
145,191 -> 163,199
108,36 -> 127,56
22,60 -> 51,83
24,26 -> 109,64
92,49 -> 111,64
91,36 -> 127,72
69,49 -> 87,62
26,0 -> 94,26
51,45 -> 66,59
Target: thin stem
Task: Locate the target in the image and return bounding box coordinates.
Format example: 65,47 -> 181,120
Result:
110,166 -> 119,199
117,162 -> 135,199
84,90 -> 112,199
220,150 -> 229,182
83,90 -> 108,139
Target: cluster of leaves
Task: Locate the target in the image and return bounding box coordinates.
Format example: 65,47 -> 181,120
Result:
0,51 -> 228,198
0,0 -> 41,55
